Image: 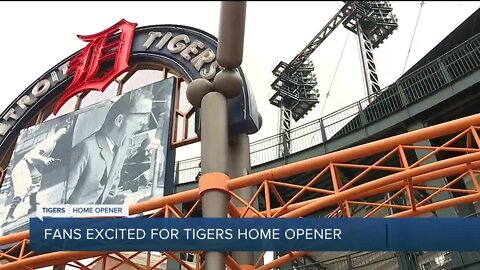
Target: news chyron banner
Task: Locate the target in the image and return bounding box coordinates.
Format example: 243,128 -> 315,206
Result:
0,78 -> 175,236
29,217 -> 480,252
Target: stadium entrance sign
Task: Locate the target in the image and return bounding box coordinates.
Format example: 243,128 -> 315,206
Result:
0,20 -> 260,152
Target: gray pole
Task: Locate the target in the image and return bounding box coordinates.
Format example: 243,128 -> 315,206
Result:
187,79 -> 231,270
201,90 -> 231,270
187,2 -> 247,269
229,133 -> 255,266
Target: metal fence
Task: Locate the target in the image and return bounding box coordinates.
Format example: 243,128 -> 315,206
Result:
417,252 -> 454,270
286,251 -> 460,270
175,32 -> 480,185
287,252 -> 399,270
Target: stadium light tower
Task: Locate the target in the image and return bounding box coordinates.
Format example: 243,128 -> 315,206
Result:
270,1 -> 398,156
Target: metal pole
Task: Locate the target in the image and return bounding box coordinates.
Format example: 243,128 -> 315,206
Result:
187,2 -> 247,269
357,22 -> 380,101
279,102 -> 292,157
201,91 -> 230,270
229,133 -> 255,266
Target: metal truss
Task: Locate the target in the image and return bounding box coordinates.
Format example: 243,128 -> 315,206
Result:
270,1 -> 398,158
287,2 -> 355,73
357,22 -> 381,97
2,113 -> 480,269
279,103 -> 292,157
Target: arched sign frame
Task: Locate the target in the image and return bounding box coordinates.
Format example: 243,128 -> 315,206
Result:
0,24 -> 261,185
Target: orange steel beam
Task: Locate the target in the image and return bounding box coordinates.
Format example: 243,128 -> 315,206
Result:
113,252 -> 145,270
254,251 -> 266,268
281,153 -> 480,217
352,162 -> 479,201
469,170 -> 480,192
228,201 -> 242,217
398,146 -> 416,212
338,147 -> 400,192
164,252 -> 195,270
402,145 -> 480,153
4,158 -> 479,269
470,126 -> 480,147
349,199 -> 410,210
415,185 -> 476,195
272,166 -> 331,218
335,163 -> 405,172
254,158 -> 480,218
2,166 -> 479,269
388,193 -> 480,218
226,113 -> 480,192
331,164 -> 350,217
225,254 -> 243,270
3,114 -> 480,269
269,183 -> 286,206
411,129 -> 471,168
255,125 -> 480,218
230,191 -> 265,218
264,179 -> 272,217
267,180 -> 335,195
0,252 -> 104,270
364,188 -> 406,217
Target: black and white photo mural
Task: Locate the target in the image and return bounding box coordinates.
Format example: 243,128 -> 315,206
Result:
0,78 -> 175,236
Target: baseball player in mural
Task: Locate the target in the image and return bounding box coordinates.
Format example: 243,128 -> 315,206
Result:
66,89 -> 153,205
4,120 -> 73,223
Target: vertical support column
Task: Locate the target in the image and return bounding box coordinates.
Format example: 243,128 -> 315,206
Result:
229,133 -> 255,266
357,101 -> 368,126
186,2 -> 247,269
0,167 -> 5,188
217,2 -> 249,268
319,118 -> 328,142
201,91 -> 230,270
174,161 -> 180,185
166,204 -> 183,270
387,147 -> 416,270
187,79 -> 230,270
346,254 -> 354,270
396,82 -> 410,107
437,58 -> 453,83
166,254 -> 182,269
396,252 -> 419,270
